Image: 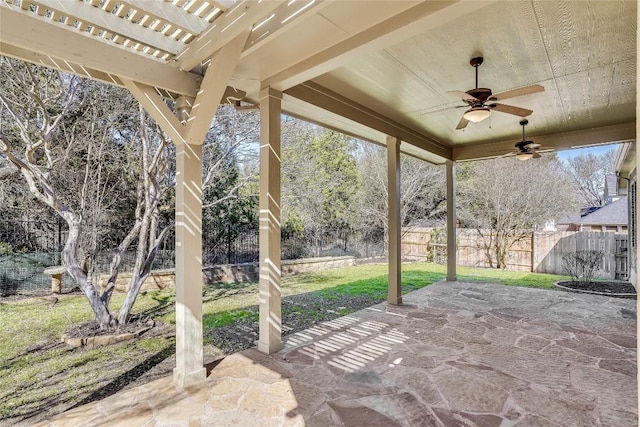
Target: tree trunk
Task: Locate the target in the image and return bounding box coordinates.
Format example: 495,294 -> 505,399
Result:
60,211 -> 113,328
117,224 -> 172,324
100,221 -> 142,306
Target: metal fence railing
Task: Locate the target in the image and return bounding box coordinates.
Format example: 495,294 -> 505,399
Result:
0,219 -> 385,295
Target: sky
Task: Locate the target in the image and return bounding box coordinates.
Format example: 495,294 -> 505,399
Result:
556,143 -> 619,162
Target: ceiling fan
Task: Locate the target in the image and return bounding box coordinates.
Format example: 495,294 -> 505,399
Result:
509,119 -> 541,161
448,57 -> 545,130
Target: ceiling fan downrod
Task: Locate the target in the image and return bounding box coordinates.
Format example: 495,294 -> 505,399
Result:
470,56 -> 483,89
521,118 -> 528,139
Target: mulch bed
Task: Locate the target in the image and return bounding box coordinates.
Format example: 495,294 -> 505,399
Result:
555,280 -> 636,298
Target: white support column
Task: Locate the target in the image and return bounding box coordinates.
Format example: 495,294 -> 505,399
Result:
173,142 -> 206,386
387,136 -> 402,305
258,87 -> 283,354
446,160 -> 457,281
635,1 -> 639,329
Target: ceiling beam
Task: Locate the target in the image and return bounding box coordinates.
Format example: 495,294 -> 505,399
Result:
452,122 -> 636,161
286,81 -> 451,160
264,0 -> 497,91
0,3 -> 200,96
173,0 -> 285,71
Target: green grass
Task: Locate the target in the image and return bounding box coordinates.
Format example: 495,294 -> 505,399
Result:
0,262 -> 570,424
203,309 -> 258,329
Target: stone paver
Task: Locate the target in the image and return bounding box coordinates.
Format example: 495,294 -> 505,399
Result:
35,281 -> 637,426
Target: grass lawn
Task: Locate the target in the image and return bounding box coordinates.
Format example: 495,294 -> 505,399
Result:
0,262 -> 568,425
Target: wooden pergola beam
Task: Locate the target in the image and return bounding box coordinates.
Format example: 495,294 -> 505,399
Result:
0,3 -> 200,97
37,0 -> 185,54
122,79 -> 187,145
118,0 -> 210,34
173,0 -> 284,71
185,29 -> 250,145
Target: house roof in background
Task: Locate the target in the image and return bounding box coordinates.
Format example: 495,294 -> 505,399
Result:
577,196 -> 628,226
556,213 -> 582,226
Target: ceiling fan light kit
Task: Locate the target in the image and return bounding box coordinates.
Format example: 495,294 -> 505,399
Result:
515,151 -> 534,161
463,107 -> 491,122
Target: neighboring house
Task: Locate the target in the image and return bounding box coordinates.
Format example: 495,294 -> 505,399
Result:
604,174 -> 623,204
575,196 -> 628,232
555,174 -> 628,233
615,142 -> 637,287
554,214 -> 581,232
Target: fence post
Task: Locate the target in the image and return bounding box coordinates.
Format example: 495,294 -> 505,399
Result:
226,223 -> 232,265
57,217 -> 64,265
530,232 -> 535,273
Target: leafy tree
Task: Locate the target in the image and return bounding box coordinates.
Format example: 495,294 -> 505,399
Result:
282,124 -> 361,244
562,149 -> 616,207
202,105 -> 259,230
458,155 -> 578,268
200,106 -> 259,263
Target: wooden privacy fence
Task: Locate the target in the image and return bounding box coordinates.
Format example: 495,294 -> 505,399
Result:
402,228 -> 629,280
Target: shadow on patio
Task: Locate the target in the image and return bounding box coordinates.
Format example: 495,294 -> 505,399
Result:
36,281 -> 637,426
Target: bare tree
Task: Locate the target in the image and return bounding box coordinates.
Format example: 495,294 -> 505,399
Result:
100,107 -> 174,325
356,143 -> 446,241
459,155 -> 578,268
562,149 -> 616,207
1,58 -> 262,329
0,59 -> 114,324
0,58 -> 173,328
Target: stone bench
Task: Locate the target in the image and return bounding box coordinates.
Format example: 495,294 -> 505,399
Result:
44,265 -> 66,294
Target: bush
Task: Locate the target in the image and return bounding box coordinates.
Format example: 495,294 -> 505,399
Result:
562,250 -> 604,285
0,242 -> 13,255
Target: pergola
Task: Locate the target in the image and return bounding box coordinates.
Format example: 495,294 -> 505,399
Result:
0,0 -> 636,387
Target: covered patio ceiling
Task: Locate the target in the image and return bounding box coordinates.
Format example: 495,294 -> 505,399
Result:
1,0 -> 635,164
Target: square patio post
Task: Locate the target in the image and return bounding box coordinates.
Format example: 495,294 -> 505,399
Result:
387,136 -> 402,305
258,87 -> 284,353
173,141 -> 207,386
446,159 -> 457,281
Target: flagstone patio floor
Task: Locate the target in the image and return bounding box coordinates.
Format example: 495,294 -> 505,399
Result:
36,280 -> 637,426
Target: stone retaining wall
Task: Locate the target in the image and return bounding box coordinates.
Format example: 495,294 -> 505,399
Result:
101,256 -> 356,293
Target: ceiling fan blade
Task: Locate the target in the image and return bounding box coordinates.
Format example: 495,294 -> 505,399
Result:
492,103 -> 533,117
423,104 -> 468,114
456,116 -> 470,130
489,84 -> 545,101
447,90 -> 478,102
524,142 -> 541,149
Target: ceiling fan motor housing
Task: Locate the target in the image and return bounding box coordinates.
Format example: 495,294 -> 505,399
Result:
465,88 -> 493,105
516,140 -> 536,152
